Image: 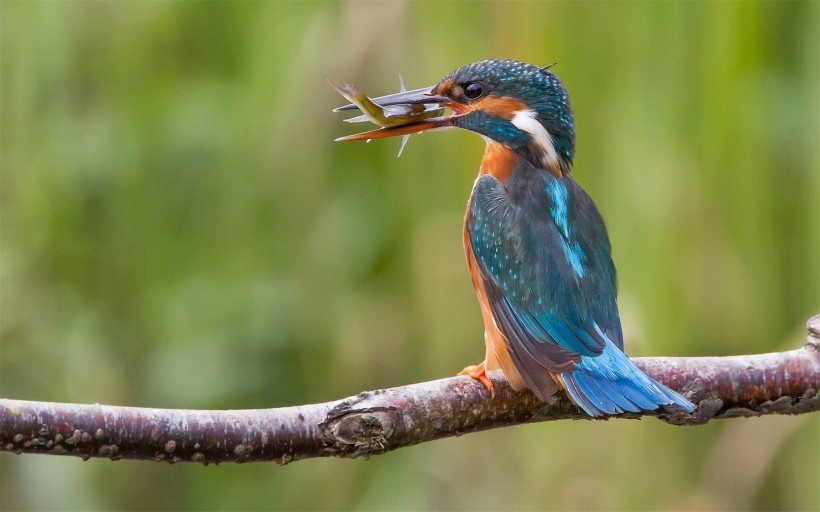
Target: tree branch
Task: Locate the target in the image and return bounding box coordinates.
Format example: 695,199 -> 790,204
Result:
3,315 -> 819,465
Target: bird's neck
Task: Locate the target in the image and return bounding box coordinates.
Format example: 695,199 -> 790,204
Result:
479,142 -> 520,182
480,142 -> 567,182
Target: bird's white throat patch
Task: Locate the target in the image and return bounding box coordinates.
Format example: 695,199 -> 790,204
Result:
510,109 -> 561,174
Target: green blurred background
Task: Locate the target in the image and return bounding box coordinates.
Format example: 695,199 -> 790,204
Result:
2,1 -> 818,510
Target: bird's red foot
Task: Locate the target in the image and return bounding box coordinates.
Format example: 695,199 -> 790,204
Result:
459,361 -> 495,398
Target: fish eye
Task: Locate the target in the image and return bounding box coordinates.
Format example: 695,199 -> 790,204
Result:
464,82 -> 484,100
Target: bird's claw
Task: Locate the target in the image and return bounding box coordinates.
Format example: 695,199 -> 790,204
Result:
459,362 -> 495,398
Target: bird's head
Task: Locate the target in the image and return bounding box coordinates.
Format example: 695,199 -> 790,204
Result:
335,59 -> 575,174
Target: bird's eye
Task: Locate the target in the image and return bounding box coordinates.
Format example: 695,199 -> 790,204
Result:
464,82 -> 484,100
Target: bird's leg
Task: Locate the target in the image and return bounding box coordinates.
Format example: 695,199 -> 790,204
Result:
458,361 -> 495,398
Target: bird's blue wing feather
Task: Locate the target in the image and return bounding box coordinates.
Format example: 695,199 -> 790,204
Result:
468,170 -> 622,378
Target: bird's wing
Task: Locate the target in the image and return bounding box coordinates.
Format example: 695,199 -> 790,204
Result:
467,173 -> 623,386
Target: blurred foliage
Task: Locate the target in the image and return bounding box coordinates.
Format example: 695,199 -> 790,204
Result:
1,1 -> 818,510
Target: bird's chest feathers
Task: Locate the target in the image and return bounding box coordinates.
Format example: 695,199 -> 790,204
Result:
479,142 -> 520,183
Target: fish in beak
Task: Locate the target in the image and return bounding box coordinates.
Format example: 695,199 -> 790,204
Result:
330,79 -> 455,144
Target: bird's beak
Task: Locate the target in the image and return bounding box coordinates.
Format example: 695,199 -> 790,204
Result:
332,84 -> 456,141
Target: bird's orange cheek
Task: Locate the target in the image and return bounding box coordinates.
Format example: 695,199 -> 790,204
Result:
473,96 -> 529,120
443,95 -> 529,119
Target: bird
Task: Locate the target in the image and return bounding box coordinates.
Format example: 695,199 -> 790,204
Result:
333,59 -> 695,417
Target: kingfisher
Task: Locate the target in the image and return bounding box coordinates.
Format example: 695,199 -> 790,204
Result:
334,59 -> 695,416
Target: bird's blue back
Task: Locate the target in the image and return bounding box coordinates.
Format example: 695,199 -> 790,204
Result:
469,159 -> 622,356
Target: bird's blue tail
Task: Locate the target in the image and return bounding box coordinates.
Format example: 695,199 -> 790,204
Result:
560,340 -> 695,417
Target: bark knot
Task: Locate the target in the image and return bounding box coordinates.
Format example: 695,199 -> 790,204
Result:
320,401 -> 397,456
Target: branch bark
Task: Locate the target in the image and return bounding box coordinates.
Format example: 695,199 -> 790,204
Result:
3,315 -> 819,465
